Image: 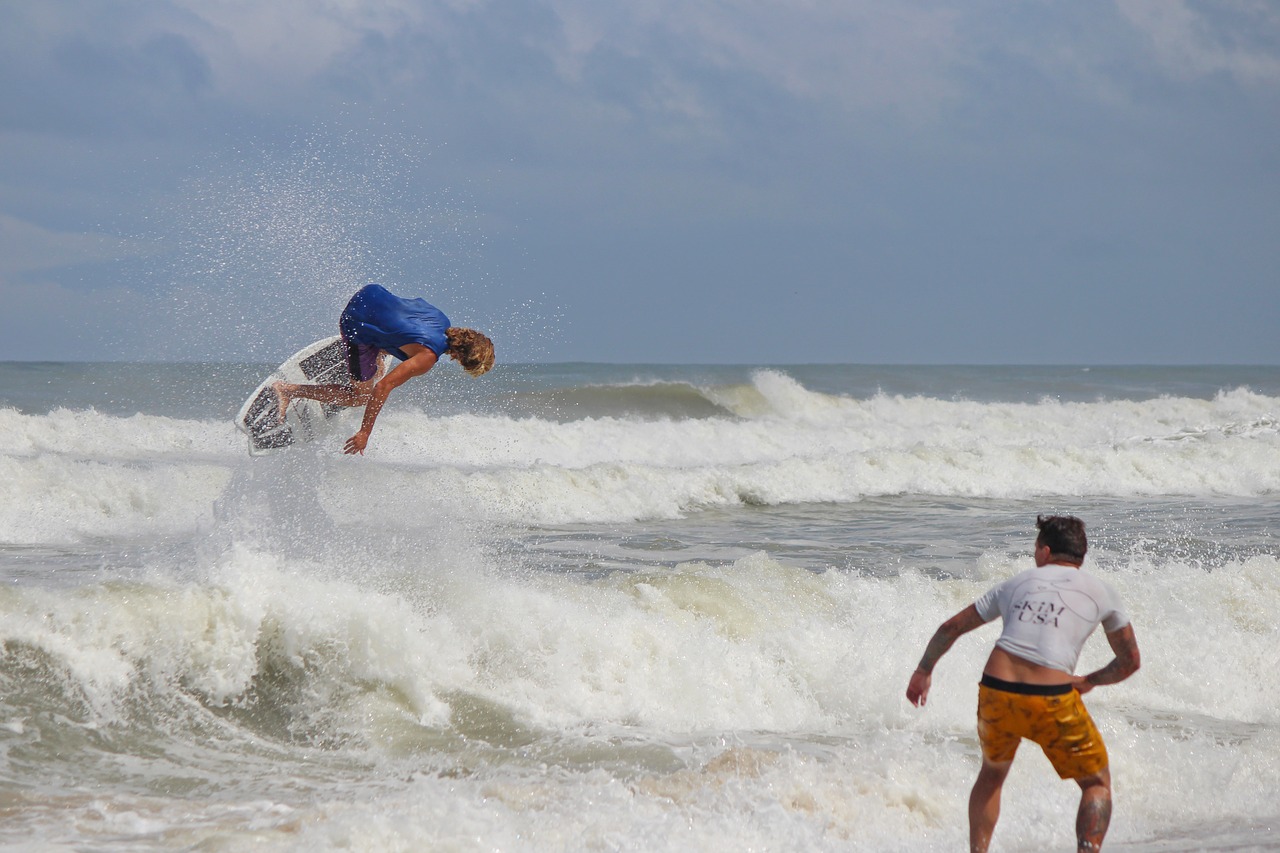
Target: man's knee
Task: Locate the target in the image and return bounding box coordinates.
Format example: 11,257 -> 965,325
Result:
1075,768 -> 1111,794
974,758 -> 1013,789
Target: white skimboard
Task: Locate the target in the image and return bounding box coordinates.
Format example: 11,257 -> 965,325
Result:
235,336 -> 351,453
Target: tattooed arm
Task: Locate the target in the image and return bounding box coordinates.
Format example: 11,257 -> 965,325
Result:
1072,625 -> 1140,695
906,604 -> 988,707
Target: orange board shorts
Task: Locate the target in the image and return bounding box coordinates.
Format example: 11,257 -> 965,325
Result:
977,677 -> 1109,779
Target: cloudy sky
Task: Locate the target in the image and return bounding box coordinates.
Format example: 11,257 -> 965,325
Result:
1,1 -> 1277,363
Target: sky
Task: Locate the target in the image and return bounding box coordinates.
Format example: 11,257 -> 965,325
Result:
1,1 -> 1278,364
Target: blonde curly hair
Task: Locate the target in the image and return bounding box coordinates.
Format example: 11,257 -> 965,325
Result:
445,327 -> 495,376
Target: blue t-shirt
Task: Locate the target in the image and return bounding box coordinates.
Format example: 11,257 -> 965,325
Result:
339,284 -> 451,360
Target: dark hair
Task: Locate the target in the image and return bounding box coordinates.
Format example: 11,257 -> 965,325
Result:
1035,515 -> 1087,562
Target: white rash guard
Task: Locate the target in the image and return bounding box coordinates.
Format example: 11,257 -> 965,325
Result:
974,563 -> 1130,675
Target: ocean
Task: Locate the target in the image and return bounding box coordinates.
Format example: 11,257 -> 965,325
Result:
1,361 -> 1277,851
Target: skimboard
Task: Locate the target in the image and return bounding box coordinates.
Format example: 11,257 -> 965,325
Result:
235,336 -> 351,453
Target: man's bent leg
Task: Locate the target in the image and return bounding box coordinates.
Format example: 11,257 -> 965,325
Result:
273,380 -> 374,420
1075,769 -> 1112,853
969,758 -> 1012,853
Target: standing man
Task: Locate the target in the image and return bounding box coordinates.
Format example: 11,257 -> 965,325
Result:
906,515 -> 1140,853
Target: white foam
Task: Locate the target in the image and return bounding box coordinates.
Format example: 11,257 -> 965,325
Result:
2,380 -> 1277,542
5,544 -> 1275,849
8,535 -> 1276,734
366,383 -> 1280,523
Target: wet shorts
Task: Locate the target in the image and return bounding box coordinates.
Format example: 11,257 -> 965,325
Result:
977,675 -> 1109,779
344,340 -> 382,382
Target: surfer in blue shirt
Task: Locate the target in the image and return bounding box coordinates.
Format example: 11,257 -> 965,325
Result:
273,284 -> 494,454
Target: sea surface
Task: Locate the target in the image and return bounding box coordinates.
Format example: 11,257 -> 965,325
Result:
1,361 -> 1277,852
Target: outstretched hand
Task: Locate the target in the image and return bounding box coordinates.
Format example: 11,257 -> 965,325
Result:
344,430 -> 370,455
906,668 -> 932,707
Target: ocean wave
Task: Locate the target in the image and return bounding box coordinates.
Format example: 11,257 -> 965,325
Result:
3,547 -> 1277,745
0,406 -> 241,459
3,367 -> 1278,853
505,379 -> 736,421
497,369 -> 893,422
0,380 -> 1276,541
2,538 -> 1278,851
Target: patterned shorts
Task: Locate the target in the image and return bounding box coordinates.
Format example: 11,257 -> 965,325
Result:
977,677 -> 1109,779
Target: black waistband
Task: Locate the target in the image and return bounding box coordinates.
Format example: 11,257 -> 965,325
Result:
981,674 -> 1073,696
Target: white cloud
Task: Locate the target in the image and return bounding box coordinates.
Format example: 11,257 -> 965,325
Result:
9,0 -> 1277,133
166,0 -> 433,98
530,1 -> 966,116
1119,0 -> 1280,86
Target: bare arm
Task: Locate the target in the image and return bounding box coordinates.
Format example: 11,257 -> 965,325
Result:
1072,624 -> 1140,695
344,346 -> 438,455
906,604 -> 987,707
